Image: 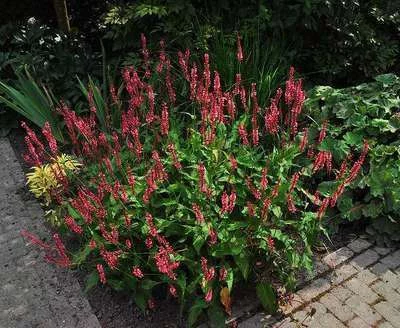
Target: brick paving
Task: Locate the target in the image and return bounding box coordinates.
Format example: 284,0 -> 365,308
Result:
240,238 -> 400,327
0,138 -> 100,328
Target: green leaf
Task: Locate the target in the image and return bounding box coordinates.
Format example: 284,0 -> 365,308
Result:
234,253 -> 250,279
256,282 -> 278,313
208,304 -> 226,328
84,271 -> 99,293
188,299 -> 207,327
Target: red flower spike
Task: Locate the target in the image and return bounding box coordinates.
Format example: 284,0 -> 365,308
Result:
236,34 -> 243,63
97,264 -> 106,284
132,266 -> 144,278
42,122 -> 58,156
205,289 -> 213,303
169,285 -> 178,297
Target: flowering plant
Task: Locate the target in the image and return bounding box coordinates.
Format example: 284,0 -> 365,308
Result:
21,35 -> 367,326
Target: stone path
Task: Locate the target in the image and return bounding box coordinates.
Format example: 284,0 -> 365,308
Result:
239,238 -> 400,327
0,138 -> 101,328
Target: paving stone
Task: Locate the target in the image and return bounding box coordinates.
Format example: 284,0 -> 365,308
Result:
319,293 -> 355,322
297,278 -> 331,302
330,285 -> 354,302
310,311 -> 346,328
379,321 -> 396,328
328,263 -> 358,286
280,293 -> 304,315
356,268 -> 379,285
350,249 -> 380,270
323,247 -> 354,269
347,238 -> 372,253
374,301 -> 400,328
238,313 -> 276,327
347,316 -> 372,328
374,247 -> 393,256
272,318 -> 296,328
304,260 -> 330,282
344,277 -> 380,304
371,281 -> 400,309
381,270 -> 400,291
371,262 -> 392,276
345,294 -> 382,326
381,250 -> 400,269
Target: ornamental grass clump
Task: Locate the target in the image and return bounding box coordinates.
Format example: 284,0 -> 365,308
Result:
20,35 -> 367,325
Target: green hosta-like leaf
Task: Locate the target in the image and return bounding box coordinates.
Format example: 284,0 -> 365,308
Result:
84,271 -> 99,293
207,304 -> 226,328
234,253 -> 250,280
256,282 -> 278,313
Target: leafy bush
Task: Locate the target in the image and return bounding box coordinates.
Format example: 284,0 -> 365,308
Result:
20,38 -> 365,325
305,74 -> 400,245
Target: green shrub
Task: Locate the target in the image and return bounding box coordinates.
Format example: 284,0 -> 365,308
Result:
305,74 -> 400,245
19,38 -> 368,326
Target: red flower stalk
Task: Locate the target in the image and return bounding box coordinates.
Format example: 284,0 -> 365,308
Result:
89,239 -> 97,249
314,191 -> 321,205
336,158 -> 348,180
146,85 -> 156,123
267,237 -> 275,252
229,155 -> 238,170
160,102 -> 169,136
178,49 -> 190,81
198,163 -> 211,196
238,123 -> 250,145
289,172 -> 300,192
271,179 -> 281,198
124,213 -> 132,228
132,266 -> 144,279
140,33 -> 150,78
166,68 -> 176,104
100,223 -> 119,244
192,203 -> 205,223
201,257 -> 215,281
97,264 -> 107,284
145,236 -> 153,249
100,248 -> 122,270
64,215 -> 83,234
169,285 -> 178,297
330,182 -> 345,207
205,289 -> 213,303
189,63 -> 198,100
125,239 -> 132,249
252,116 -> 259,146
221,190 -> 236,214
236,33 -> 243,63
286,194 -> 297,213
126,166 -> 136,192
246,177 -> 261,200
318,120 -> 328,144
154,246 -> 180,280
52,233 -> 71,267
219,267 -> 228,281
312,151 -> 332,173
148,298 -> 156,310
260,167 -> 268,191
345,140 -> 369,184
203,53 -> 211,91
226,92 -> 236,122
21,229 -> 51,249
110,84 -> 118,104
264,88 -> 282,134
157,40 -> 167,73
167,143 -> 182,170
317,197 -> 330,219
21,121 -> 45,153
146,212 -> 158,237
300,128 -> 308,151
234,74 -> 241,95
208,227 -> 218,245
23,136 -> 42,166
42,122 -> 58,156
240,87 -> 248,111
247,201 -> 255,217
261,197 -> 271,219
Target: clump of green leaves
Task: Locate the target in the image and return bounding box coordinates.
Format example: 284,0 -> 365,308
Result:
305,74 -> 400,246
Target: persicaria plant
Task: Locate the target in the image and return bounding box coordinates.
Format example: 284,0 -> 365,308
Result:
21,34 -> 367,326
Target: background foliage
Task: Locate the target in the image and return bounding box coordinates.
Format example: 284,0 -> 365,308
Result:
305,74 -> 400,246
